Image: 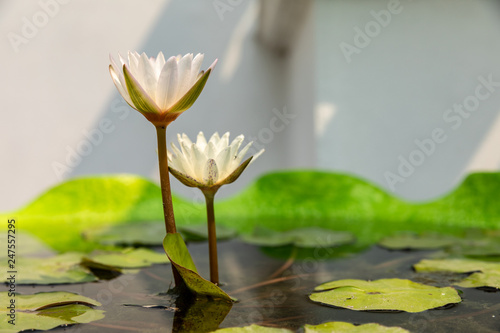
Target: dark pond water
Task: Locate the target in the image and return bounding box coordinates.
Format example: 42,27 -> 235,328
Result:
19,240 -> 500,333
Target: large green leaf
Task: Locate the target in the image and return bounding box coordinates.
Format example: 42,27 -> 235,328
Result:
0,291 -> 103,333
179,224 -> 237,242
414,258 -> 500,289
213,324 -> 292,332
84,248 -> 169,269
0,253 -> 96,285
83,221 -> 165,246
5,171 -> 500,253
241,227 -> 354,248
84,221 -> 236,246
310,279 -> 461,312
0,231 -> 55,258
304,322 -> 409,333
378,232 -> 458,250
163,233 -> 232,301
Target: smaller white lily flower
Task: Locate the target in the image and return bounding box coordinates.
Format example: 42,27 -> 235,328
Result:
168,132 -> 264,192
109,51 -> 217,126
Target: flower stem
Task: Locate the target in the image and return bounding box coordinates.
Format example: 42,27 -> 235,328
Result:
204,191 -> 219,285
155,125 -> 181,287
155,126 -> 177,234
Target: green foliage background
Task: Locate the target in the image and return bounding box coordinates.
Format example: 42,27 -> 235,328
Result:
2,171 -> 500,252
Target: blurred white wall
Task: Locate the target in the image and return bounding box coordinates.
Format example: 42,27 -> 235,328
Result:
2,0 -> 500,211
314,0 -> 500,200
1,0 -> 301,211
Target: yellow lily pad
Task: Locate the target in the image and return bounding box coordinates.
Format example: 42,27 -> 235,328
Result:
0,291 -> 103,333
310,279 -> 461,313
304,321 -> 410,333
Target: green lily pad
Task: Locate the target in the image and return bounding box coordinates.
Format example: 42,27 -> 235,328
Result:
0,231 -> 55,258
0,253 -> 96,285
413,258 -> 500,274
84,248 -> 169,269
83,221 -> 165,246
309,278 -> 461,312
455,271 -> 500,289
0,291 -> 103,333
378,232 -> 458,250
83,221 -> 237,247
213,324 -> 292,332
414,258 -> 500,289
304,322 -> 410,333
163,233 -> 232,301
179,224 -> 237,242
6,172 -> 500,253
241,227 -> 354,248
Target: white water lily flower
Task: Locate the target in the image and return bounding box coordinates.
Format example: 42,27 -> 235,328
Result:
109,51 -> 217,126
168,132 -> 264,190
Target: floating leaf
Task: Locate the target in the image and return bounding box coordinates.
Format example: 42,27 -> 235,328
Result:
7,172 -> 500,253
413,258 -> 500,274
83,221 -> 165,246
304,321 -> 410,333
0,253 -> 96,285
455,271 -> 500,289
0,291 -> 103,333
179,224 -> 237,242
414,258 -> 500,289
213,324 -> 292,332
310,279 -> 461,312
241,227 -> 354,248
0,231 -> 55,258
84,248 -> 169,269
378,232 -> 458,250
163,233 -> 232,301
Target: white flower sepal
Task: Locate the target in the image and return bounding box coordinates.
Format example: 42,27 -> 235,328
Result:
168,132 -> 264,192
109,51 -> 217,126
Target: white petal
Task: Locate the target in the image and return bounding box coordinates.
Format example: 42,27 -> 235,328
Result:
180,133 -> 193,146
190,53 -> 204,86
249,149 -> 265,165
234,141 -> 253,165
127,51 -> 140,77
192,143 -> 208,181
170,142 -> 193,176
155,52 -> 166,76
217,132 -> 230,151
176,54 -> 193,99
139,53 -> 157,101
208,132 -> 220,146
229,135 -> 244,155
196,131 -> 207,152
157,56 -> 179,109
215,146 -> 232,179
206,141 -> 217,158
109,65 -> 132,105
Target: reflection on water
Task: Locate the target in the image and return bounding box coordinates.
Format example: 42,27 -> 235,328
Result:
20,240 -> 499,333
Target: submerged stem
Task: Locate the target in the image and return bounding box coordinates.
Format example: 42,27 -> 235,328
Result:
155,125 -> 181,286
204,191 -> 219,285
